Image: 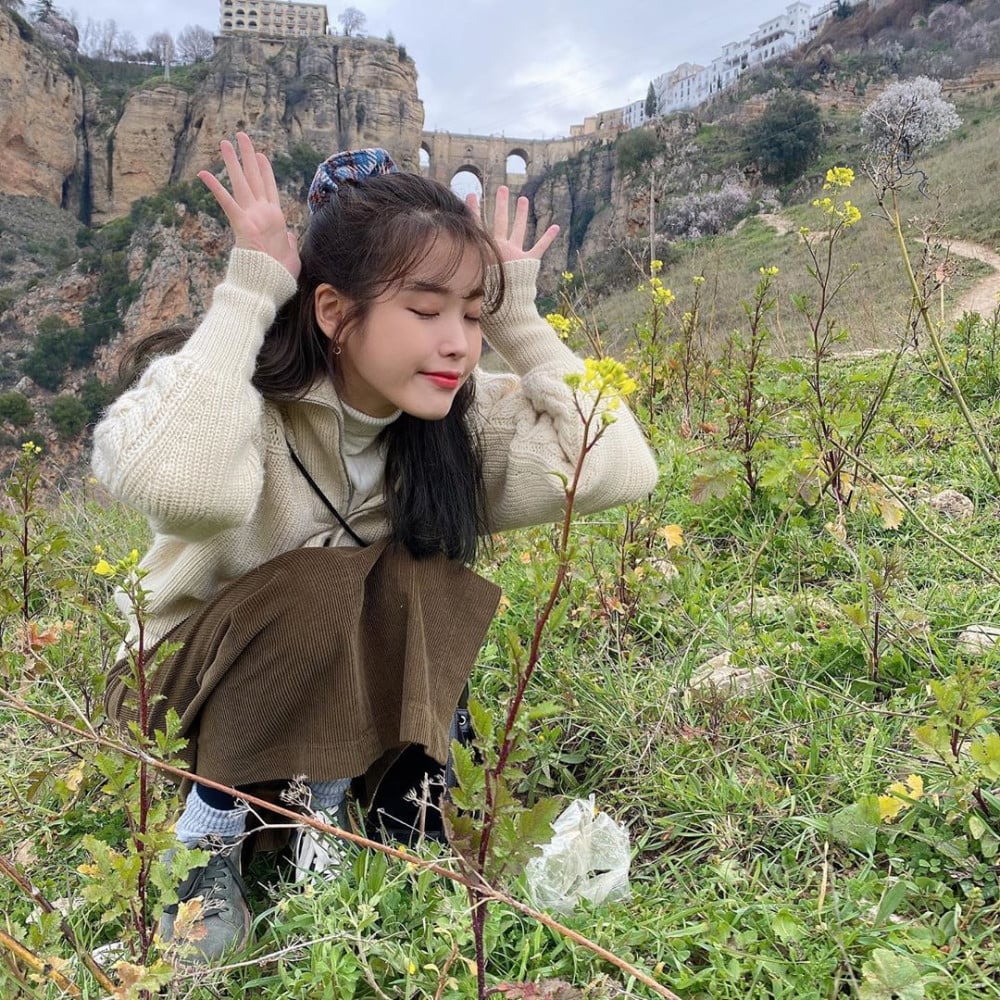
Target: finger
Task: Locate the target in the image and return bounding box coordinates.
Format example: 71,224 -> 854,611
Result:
257,151 -> 281,205
465,192 -> 481,222
527,224 -> 561,260
510,195 -> 529,250
198,169 -> 242,224
492,186 -> 509,241
219,140 -> 252,207
236,132 -> 265,198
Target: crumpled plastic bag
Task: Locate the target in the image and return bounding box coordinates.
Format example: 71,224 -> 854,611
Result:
524,794 -> 630,914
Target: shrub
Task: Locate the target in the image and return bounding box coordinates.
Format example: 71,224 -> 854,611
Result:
271,142 -> 325,199
616,128 -> 660,177
22,316 -> 78,391
80,376 -> 117,422
0,391 -> 34,428
47,394 -> 89,440
745,91 -> 822,184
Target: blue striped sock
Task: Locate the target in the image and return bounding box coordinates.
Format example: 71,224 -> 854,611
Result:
174,786 -> 248,846
307,777 -> 352,812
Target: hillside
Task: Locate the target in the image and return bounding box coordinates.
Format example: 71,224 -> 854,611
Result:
1,0 -> 1000,466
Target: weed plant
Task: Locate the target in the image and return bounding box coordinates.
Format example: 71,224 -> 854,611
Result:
2,165 -> 1000,998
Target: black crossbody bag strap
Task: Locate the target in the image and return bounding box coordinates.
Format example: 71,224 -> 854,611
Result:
285,437 -> 370,548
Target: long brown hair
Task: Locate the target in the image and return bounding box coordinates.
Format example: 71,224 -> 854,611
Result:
261,172 -> 505,565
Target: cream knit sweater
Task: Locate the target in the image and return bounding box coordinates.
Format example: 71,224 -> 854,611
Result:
93,250 -> 659,649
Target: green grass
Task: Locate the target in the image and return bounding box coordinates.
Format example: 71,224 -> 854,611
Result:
4,307 -> 1000,997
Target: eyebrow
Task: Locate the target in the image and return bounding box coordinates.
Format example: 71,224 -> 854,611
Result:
402,279 -> 485,300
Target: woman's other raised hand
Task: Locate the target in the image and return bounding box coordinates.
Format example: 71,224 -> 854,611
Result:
467,185 -> 560,264
198,132 -> 301,280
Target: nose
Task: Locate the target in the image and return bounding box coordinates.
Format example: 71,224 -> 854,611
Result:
438,315 -> 474,360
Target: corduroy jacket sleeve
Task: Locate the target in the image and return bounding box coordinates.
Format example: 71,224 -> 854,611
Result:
92,250 -> 298,540
474,258 -> 659,533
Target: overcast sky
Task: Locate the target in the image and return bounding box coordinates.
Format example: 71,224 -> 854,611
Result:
69,1 -> 794,138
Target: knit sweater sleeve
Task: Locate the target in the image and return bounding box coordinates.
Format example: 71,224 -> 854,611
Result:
475,258 -> 659,533
91,249 -> 298,540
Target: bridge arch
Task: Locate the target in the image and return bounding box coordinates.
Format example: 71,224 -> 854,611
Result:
420,131 -> 595,213
449,164 -> 483,201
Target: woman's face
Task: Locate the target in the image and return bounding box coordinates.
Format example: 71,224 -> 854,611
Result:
315,239 -> 485,420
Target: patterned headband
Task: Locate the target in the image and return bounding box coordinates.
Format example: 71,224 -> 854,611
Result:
307,148 -> 399,215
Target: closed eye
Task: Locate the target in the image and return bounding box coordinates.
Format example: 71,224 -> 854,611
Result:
410,309 -> 438,318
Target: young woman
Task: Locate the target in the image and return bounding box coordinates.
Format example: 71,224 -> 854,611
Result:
93,134 -> 658,962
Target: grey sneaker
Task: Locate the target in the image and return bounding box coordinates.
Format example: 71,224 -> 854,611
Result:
159,836 -> 251,964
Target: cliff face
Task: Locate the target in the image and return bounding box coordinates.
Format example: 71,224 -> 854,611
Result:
0,13 -> 84,206
91,35 -> 424,221
0,12 -> 423,222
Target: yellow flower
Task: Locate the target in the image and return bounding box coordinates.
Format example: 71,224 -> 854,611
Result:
693,275 -> 705,285
640,275 -> 675,308
759,265 -> 779,277
823,166 -> 855,190
93,559 -> 114,577
561,270 -> 575,283
545,312 -> 576,340
93,545 -> 104,556
21,441 -> 42,455
566,357 -> 638,411
649,259 -> 664,275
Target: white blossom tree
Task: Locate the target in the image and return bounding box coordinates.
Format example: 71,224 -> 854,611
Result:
861,76 -> 961,165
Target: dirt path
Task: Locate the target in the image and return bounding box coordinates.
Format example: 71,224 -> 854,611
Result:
757,214 -> 1000,322
947,239 -> 1000,321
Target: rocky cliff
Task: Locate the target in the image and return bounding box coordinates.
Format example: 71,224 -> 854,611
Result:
0,10 -> 423,223
0,12 -> 84,207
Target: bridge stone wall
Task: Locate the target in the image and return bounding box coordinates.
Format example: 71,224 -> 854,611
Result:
420,130 -> 606,207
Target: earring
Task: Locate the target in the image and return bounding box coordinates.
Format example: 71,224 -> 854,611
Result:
332,343 -> 342,356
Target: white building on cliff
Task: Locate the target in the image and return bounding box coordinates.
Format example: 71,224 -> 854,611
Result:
219,0 -> 328,38
653,1 -> 814,115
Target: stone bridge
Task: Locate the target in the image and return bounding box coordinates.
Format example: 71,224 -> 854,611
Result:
420,130 -> 600,206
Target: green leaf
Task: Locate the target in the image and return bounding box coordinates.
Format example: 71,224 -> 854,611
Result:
468,698 -> 493,746
516,797 -> 562,857
771,908 -> 806,943
829,795 -> 880,853
873,880 -> 910,927
858,948 -> 930,1000
840,603 -> 868,629
449,742 -> 483,802
527,701 -> 564,722
913,720 -> 953,760
970,732 -> 1000,780
691,467 -> 736,505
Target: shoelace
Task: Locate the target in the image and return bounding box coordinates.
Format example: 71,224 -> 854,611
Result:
189,848 -> 243,916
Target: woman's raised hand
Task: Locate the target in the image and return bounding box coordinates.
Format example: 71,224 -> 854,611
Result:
467,186 -> 560,264
198,132 -> 301,280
